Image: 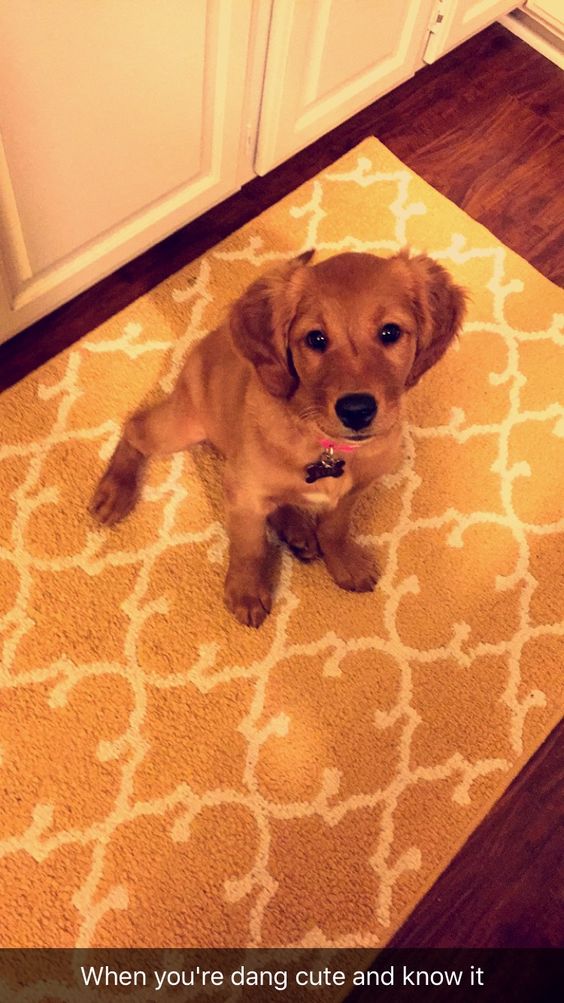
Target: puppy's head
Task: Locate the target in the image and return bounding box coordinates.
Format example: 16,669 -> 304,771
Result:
230,250 -> 466,441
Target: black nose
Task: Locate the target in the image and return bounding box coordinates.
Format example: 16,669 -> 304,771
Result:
335,393 -> 377,431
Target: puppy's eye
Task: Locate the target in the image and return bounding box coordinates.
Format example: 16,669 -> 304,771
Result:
379,323 -> 402,345
305,329 -> 328,352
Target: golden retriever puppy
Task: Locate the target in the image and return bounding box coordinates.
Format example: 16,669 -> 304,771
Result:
90,250 -> 466,626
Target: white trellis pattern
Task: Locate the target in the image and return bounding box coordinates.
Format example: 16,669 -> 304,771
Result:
0,140 -> 562,952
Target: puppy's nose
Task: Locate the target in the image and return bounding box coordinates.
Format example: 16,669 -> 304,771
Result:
335,393 -> 377,431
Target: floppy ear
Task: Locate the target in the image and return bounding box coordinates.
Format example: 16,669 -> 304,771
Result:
229,250 -> 314,398
399,253 -> 467,389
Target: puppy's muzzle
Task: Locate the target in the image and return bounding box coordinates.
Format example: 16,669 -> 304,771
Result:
335,393 -> 377,431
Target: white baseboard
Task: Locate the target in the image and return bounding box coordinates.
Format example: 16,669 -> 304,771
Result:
499,10 -> 564,69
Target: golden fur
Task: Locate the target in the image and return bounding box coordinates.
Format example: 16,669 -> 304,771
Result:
90,251 -> 466,626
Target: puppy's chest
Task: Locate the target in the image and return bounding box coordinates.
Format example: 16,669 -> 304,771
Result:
277,463 -> 353,511
301,473 -> 351,509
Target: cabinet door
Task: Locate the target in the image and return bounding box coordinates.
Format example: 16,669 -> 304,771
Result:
424,0 -> 518,63
0,0 -> 254,344
255,0 -> 435,176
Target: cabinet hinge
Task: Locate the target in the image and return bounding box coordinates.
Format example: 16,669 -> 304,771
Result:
424,0 -> 451,64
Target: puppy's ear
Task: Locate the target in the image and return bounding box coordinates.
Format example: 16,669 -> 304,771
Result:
400,253 -> 467,389
229,252 -> 313,397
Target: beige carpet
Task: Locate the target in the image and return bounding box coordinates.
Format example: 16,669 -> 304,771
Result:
0,139 -> 563,948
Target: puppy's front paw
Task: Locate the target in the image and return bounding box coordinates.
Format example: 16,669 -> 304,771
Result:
270,506 -> 320,562
323,541 -> 378,592
89,472 -> 140,526
224,574 -> 273,628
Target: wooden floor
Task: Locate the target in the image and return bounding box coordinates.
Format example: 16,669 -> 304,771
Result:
1,24 -> 563,947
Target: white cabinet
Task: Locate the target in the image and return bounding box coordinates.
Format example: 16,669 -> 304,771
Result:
0,0 -> 259,343
423,0 -> 518,63
255,0 -> 435,176
0,0 -> 521,345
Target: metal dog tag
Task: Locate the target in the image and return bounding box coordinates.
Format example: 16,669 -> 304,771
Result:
304,446 -> 345,483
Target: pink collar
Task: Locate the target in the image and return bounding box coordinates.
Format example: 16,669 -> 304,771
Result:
319,437 -> 363,453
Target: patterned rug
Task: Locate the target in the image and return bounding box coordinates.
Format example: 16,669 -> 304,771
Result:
1,139 -> 563,949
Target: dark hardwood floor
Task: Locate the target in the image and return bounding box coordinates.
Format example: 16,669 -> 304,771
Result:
1,23 -> 563,948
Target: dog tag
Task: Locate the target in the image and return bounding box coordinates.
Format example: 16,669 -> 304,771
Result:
304,447 -> 345,483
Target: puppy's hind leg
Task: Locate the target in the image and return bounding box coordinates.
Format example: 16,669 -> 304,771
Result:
269,505 -> 320,561
90,386 -> 204,526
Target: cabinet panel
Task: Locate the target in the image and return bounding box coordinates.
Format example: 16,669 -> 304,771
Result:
255,0 -> 435,176
0,0 -> 254,343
